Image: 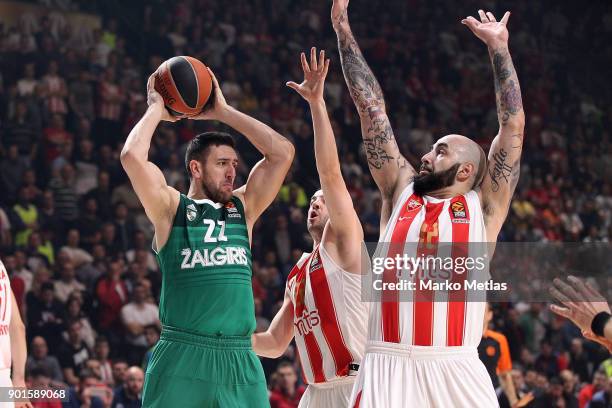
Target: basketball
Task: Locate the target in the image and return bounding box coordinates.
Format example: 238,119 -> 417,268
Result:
154,56 -> 213,117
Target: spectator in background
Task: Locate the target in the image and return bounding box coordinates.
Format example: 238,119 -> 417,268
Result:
589,377 -> 612,408
111,366 -> 144,408
120,283 -> 159,366
62,295 -> 96,350
95,257 -> 128,334
141,325 -> 160,372
49,162 -> 79,227
112,202 -> 136,253
96,67 -> 123,147
27,281 -> 64,350
269,361 -> 305,408
58,319 -> 91,386
17,63 -> 38,97
68,69 -> 95,120
60,229 -> 93,268
43,114 -> 72,166
63,370 -> 104,408
53,260 -> 84,303
1,145 -> 29,203
578,369 -> 607,408
26,336 -> 64,383
28,367 -> 63,408
40,59 -> 67,115
11,185 -> 38,248
92,336 -> 113,386
111,360 -> 128,389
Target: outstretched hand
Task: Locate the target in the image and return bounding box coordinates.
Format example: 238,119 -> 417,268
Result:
549,276 -> 611,333
287,47 -> 330,104
462,10 -> 511,47
146,72 -> 179,122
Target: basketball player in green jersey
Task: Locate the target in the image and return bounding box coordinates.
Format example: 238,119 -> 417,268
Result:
121,69 -> 294,407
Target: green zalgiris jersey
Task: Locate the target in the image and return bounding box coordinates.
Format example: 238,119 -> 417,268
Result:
155,194 -> 255,336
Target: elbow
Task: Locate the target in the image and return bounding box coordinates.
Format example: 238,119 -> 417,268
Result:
119,147 -> 140,169
501,115 -> 525,134
283,139 -> 296,162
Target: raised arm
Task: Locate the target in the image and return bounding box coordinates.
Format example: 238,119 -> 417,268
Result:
194,70 -> 295,227
120,74 -> 179,248
463,11 -> 525,238
251,288 -> 294,358
287,48 -> 363,271
332,0 -> 415,203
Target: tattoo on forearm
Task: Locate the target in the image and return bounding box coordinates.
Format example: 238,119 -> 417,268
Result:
363,114 -> 396,169
489,148 -> 513,192
337,26 -> 385,115
490,49 -> 523,126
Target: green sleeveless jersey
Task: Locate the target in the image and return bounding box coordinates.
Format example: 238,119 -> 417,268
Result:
155,194 -> 255,336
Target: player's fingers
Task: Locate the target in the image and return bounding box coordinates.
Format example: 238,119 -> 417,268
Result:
300,52 -> 310,73
486,12 -> 497,22
286,81 -> 300,91
319,49 -> 325,72
461,16 -> 480,31
207,67 -> 220,89
567,275 -> 592,302
549,303 -> 572,319
549,283 -> 575,306
478,9 -> 489,23
323,59 -> 330,77
553,277 -> 581,302
501,11 -> 511,25
147,72 -> 155,92
310,47 -> 318,71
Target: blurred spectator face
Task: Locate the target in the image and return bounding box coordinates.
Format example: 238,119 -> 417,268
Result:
112,362 -> 128,385
570,338 -> 582,354
8,145 -> 18,159
98,171 -> 110,189
85,198 -> 98,215
560,370 -> 576,393
144,327 -> 159,347
94,340 -> 110,360
541,341 -> 552,357
32,336 -> 49,359
68,321 -> 83,343
307,190 -> 329,235
61,164 -> 75,183
92,245 -> 106,260
48,60 -> 58,75
276,364 -> 297,394
125,367 -> 144,397
85,359 -> 102,379
67,298 -> 81,317
31,372 -> 51,389
16,101 -> 27,117
51,114 -> 64,129
67,229 -> 80,247
61,262 -> 76,281
25,63 -> 35,78
133,285 -> 147,303
108,259 -> 122,278
115,203 -> 128,219
3,256 -> 16,272
511,369 -> 524,390
41,286 -> 54,303
102,224 -> 116,241
594,371 -> 607,391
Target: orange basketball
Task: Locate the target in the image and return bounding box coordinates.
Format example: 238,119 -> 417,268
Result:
154,56 -> 213,117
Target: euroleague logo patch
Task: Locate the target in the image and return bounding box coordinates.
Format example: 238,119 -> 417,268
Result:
225,202 -> 241,219
451,201 -> 469,223
309,250 -> 323,273
186,204 -> 197,221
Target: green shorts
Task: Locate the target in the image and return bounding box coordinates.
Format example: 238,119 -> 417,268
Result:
142,326 -> 269,408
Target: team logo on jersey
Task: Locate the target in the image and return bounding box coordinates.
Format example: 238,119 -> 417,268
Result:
186,204 -> 197,221
309,251 -> 322,273
451,201 -> 466,218
407,198 -> 422,211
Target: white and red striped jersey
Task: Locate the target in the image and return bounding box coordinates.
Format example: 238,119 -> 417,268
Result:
369,182 -> 488,347
0,259 -> 13,369
287,244 -> 367,384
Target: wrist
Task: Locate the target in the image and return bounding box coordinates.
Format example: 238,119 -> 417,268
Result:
309,98 -> 326,108
591,311 -> 612,337
145,104 -> 163,120
487,40 -> 509,52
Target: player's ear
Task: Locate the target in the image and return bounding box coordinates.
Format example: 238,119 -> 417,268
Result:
457,162 -> 474,183
189,159 -> 202,180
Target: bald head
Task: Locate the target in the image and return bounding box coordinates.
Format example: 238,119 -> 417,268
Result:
436,134 -> 486,188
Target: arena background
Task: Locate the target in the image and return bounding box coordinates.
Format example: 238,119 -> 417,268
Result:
0,0 -> 611,406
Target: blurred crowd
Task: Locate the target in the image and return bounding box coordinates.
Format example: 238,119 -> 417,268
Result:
0,0 -> 611,407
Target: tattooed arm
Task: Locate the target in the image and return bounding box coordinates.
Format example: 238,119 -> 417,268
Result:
332,0 -> 415,221
463,10 -> 525,239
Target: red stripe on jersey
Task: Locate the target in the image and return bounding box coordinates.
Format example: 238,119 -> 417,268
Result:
293,251 -> 326,383
446,195 -> 471,346
353,391 -> 363,408
412,202 -> 444,346
287,263 -> 300,281
303,332 -> 326,383
310,248 -> 354,377
382,194 -> 423,343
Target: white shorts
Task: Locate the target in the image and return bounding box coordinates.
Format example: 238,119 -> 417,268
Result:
349,342 -> 499,408
0,368 -> 14,408
298,376 -> 355,408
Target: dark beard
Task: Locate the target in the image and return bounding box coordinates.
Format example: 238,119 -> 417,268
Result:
202,179 -> 232,204
413,163 -> 460,195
